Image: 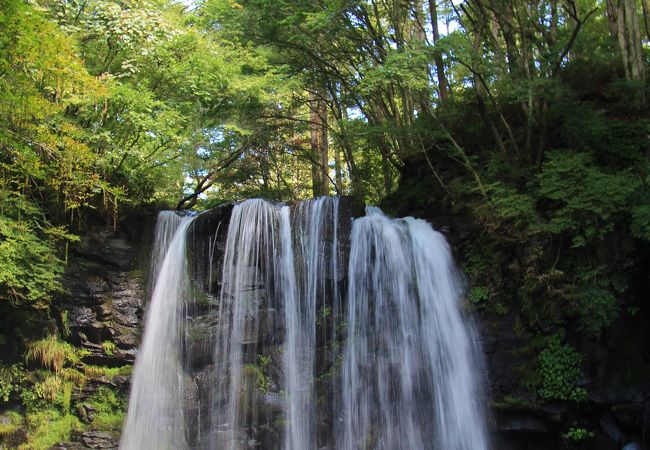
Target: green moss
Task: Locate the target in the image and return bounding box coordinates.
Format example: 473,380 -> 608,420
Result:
90,412 -> 124,431
83,387 -> 127,432
127,269 -> 144,280
20,410 -> 81,450
84,364 -> 132,381
491,395 -> 536,410
61,367 -> 86,386
0,411 -> 23,437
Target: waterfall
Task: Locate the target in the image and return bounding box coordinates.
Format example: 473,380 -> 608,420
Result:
121,212 -> 195,450
284,196 -> 340,450
209,199 -> 281,449
122,198 -> 488,450
340,207 -> 488,450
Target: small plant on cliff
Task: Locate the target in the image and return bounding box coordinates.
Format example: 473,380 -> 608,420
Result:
101,341 -> 116,356
468,286 -> 490,305
25,336 -> 86,374
0,364 -> 26,402
538,335 -> 587,402
572,266 -> 619,338
244,354 -> 272,393
562,426 -> 593,442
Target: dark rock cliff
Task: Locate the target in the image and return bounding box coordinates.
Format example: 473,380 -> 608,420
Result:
383,158 -> 650,450
52,211 -> 155,449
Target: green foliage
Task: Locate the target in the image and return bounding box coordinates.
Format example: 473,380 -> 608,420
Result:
630,177 -> 650,240
0,364 -> 26,402
562,426 -> 594,441
537,151 -> 639,247
101,341 -> 116,356
25,336 -> 87,374
538,335 -> 587,402
20,409 -> 80,450
483,182 -> 539,231
468,286 -> 490,305
0,211 -> 65,307
83,386 -> 127,431
576,285 -> 618,338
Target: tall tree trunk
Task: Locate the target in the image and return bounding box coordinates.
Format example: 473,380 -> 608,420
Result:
331,92 -> 364,207
607,0 -> 646,83
318,98 -> 329,196
382,152 -> 392,196
641,0 -> 650,39
429,0 -> 450,104
334,145 -> 343,193
310,93 -> 323,197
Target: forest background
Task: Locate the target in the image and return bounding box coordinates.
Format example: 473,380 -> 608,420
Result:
1,0 -> 650,447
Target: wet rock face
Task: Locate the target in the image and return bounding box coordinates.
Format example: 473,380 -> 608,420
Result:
55,227 -> 148,367
53,212 -> 153,449
53,431 -> 120,449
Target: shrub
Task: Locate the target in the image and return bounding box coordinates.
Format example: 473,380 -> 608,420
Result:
538,335 -> 587,402
562,426 -> 594,441
537,151 -> 639,247
0,364 -> 26,402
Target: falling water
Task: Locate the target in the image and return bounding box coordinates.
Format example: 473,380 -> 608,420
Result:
121,212 -> 195,450
284,196 -> 340,450
210,199 -> 282,449
207,197 -> 341,450
341,207 -> 488,450
122,198 -> 488,450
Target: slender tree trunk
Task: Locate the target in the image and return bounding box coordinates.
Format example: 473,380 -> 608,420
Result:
334,145 -> 343,193
429,0 -> 450,104
332,93 -> 364,207
342,146 -> 364,210
382,152 -> 392,195
471,28 -> 508,159
318,98 -> 329,196
310,93 -> 323,197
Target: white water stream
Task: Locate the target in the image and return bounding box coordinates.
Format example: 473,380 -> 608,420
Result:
121,199 -> 488,450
